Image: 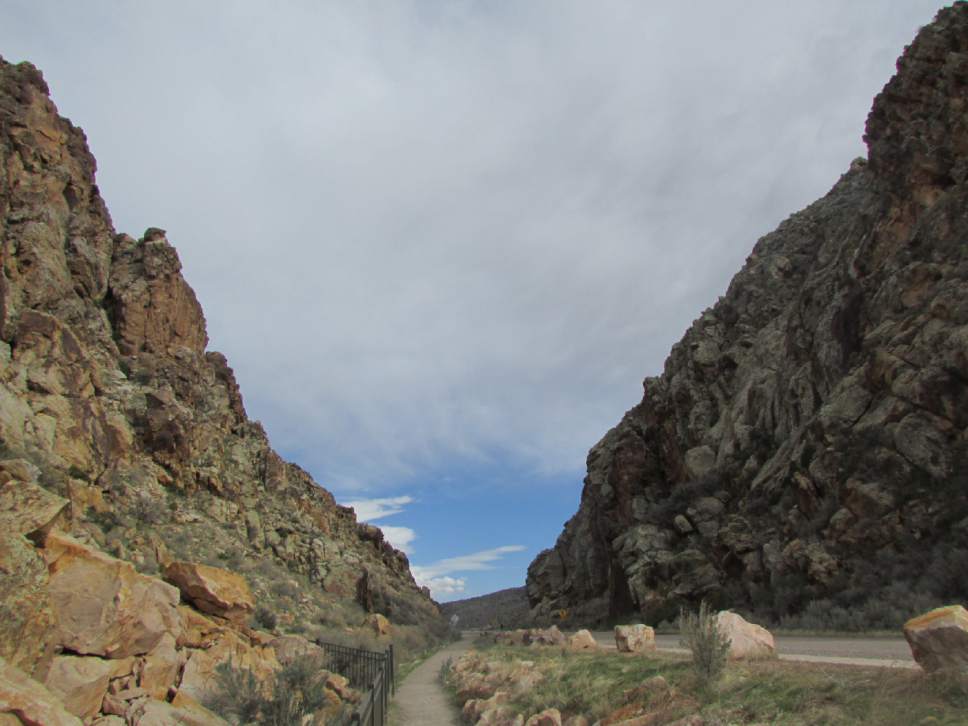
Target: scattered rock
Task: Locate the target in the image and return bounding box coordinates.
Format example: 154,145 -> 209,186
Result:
903,605 -> 968,672
614,624 -> 656,653
716,611 -> 775,660
0,655 -> 82,726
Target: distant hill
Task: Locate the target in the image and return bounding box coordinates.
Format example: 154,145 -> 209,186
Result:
441,587 -> 531,630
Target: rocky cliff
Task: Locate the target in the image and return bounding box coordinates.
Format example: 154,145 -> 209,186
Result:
0,53 -> 443,720
528,3 -> 968,629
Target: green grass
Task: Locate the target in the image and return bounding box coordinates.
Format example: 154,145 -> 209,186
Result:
449,642 -> 968,725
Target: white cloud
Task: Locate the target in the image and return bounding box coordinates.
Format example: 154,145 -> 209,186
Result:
0,1 -> 943,496
344,496 -> 415,522
378,525 -> 416,554
412,545 -> 526,584
421,576 -> 466,599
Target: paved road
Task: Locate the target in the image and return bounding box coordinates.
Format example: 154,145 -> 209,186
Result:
591,631 -> 916,668
391,634 -> 472,726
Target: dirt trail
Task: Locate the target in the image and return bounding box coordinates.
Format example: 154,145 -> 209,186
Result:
391,634 -> 473,725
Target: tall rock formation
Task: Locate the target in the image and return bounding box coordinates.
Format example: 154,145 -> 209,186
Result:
0,50 -> 442,694
528,3 -> 968,628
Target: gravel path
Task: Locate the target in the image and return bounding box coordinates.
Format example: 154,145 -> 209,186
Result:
390,635 -> 473,726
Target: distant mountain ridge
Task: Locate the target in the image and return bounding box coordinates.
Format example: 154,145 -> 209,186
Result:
527,3 -> 968,629
441,587 -> 531,630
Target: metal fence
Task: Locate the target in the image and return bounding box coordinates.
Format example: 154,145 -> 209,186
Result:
317,641 -> 394,726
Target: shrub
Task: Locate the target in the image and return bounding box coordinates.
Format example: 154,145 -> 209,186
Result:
253,606 -> 278,631
206,655 -> 337,725
679,601 -> 730,691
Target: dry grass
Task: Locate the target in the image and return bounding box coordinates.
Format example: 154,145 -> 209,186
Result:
454,642 -> 968,725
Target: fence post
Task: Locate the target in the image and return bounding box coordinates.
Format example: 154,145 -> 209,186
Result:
388,643 -> 395,695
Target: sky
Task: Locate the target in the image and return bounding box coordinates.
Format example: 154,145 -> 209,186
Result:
2,1 -> 946,600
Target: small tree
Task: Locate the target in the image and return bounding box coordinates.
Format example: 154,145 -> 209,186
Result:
679,601 -> 731,690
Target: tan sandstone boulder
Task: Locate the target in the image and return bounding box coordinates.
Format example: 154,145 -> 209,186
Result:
528,625 -> 566,646
365,613 -> 392,637
903,605 -> 968,672
136,633 -> 184,699
44,655 -> 134,721
44,532 -> 183,658
0,479 -> 70,676
268,635 -> 327,670
162,561 -> 254,624
715,611 -> 775,660
526,708 -> 563,726
0,655 -> 82,726
177,630 -> 280,702
125,696 -> 229,726
614,624 -> 656,653
568,629 -> 599,651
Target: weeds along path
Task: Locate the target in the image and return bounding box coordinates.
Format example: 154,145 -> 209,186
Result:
391,633 -> 473,725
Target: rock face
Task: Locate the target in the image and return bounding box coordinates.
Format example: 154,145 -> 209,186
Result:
528,5 -> 968,626
0,47 -> 443,723
903,605 -> 968,672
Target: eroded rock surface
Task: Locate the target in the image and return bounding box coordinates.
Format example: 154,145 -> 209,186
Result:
528,4 -> 968,626
0,46 -> 442,724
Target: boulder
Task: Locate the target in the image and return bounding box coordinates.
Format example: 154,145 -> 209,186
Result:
525,708 -> 562,726
567,630 -> 599,651
365,613 -> 391,636
162,561 -> 254,623
136,633 -> 183,699
177,630 -> 280,702
176,605 -> 226,649
0,526 -> 56,678
43,532 -> 182,658
124,696 -> 230,726
0,655 -> 82,726
715,611 -> 775,660
44,655 -> 133,721
903,605 -> 968,672
614,624 -> 656,653
528,626 -> 566,647
268,634 -> 325,666
0,479 -> 70,543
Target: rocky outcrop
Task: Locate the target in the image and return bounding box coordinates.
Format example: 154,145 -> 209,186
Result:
528,4 -> 968,626
0,46 -> 443,722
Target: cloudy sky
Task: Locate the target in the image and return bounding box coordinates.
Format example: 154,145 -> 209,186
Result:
4,1 -> 944,600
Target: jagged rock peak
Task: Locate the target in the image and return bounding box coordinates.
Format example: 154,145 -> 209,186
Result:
527,3 -> 968,628
0,49 -> 445,720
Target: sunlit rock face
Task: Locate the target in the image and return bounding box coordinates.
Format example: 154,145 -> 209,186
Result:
528,4 -> 968,627
0,48 -> 445,705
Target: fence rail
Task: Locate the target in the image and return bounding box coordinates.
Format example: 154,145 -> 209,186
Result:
316,641 -> 394,726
